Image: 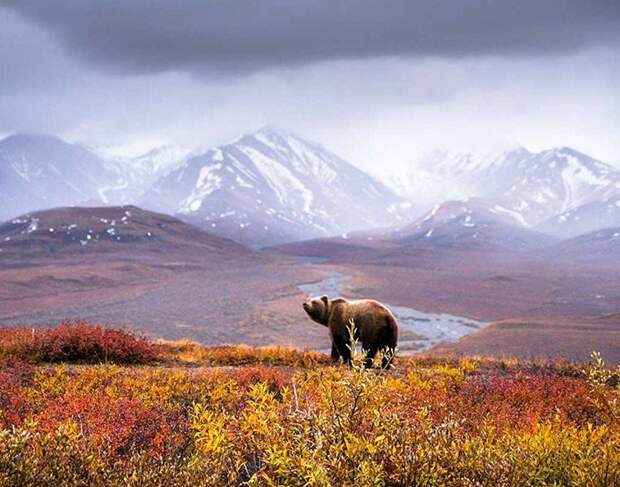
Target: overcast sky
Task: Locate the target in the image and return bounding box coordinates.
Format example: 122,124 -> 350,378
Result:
1,1 -> 619,171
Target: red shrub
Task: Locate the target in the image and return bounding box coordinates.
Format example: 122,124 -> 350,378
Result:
231,365 -> 288,392
0,328 -> 33,359
0,359 -> 34,387
36,392 -> 173,457
455,373 -> 596,430
0,359 -> 34,427
0,322 -> 161,364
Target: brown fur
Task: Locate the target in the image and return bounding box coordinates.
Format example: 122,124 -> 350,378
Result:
303,295 -> 398,368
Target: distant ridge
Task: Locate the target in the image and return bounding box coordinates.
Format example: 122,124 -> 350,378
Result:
2,130 -> 619,245
384,145 -> 620,233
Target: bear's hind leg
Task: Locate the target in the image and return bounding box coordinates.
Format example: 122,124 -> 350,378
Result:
364,345 -> 378,369
380,346 -> 396,369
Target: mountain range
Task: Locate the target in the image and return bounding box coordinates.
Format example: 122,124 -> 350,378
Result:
388,146 -> 620,235
140,126 -> 408,245
1,129 -> 619,246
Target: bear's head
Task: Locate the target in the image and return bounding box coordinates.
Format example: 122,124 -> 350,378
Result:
303,295 -> 329,326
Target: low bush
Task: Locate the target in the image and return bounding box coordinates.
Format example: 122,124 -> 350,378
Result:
158,340 -> 331,367
0,350 -> 618,485
0,322 -> 161,364
1,326 -> 619,485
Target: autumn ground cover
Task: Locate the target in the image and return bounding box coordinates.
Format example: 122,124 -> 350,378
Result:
0,323 -> 619,486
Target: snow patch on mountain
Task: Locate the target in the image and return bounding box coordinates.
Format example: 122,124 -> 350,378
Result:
237,145 -> 314,213
179,163 -> 224,213
490,205 -> 528,227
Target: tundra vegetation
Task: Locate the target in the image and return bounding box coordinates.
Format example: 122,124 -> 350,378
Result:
0,322 -> 619,486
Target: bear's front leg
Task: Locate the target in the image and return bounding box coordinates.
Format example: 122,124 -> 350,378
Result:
330,342 -> 341,364
334,339 -> 352,367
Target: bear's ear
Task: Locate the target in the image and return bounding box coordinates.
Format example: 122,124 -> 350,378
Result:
320,295 -> 329,305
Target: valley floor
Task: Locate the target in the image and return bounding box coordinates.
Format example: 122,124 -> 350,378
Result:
2,248 -> 620,364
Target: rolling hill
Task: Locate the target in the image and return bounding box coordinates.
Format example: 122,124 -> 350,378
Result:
0,205 -> 329,348
545,226 -> 620,263
392,199 -> 555,252
0,205 -> 250,262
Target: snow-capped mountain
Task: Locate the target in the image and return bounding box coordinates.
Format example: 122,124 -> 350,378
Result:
141,126 -> 409,245
393,199 -> 556,251
98,145 -> 192,204
0,134 -> 115,221
388,146 -> 620,230
496,148 -> 619,227
417,145 -> 534,196
538,181 -> 620,238
381,167 -> 468,215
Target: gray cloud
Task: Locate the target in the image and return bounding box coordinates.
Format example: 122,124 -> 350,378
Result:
0,3 -> 618,168
4,0 -> 620,75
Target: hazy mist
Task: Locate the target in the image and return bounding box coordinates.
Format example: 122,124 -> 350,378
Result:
1,1 -> 619,172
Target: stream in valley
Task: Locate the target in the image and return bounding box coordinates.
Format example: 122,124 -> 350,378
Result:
298,270 -> 487,354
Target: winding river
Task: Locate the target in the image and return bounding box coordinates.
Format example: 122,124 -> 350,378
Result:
298,270 -> 487,354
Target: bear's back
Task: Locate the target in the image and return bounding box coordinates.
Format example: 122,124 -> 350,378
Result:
347,299 -> 391,316
329,298 -> 393,330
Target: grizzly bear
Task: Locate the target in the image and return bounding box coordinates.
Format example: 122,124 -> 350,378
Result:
303,295 -> 398,368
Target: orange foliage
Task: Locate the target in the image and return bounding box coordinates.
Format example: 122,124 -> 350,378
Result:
0,325 -> 618,485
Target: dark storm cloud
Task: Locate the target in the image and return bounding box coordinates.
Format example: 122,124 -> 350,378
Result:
4,0 -> 620,74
